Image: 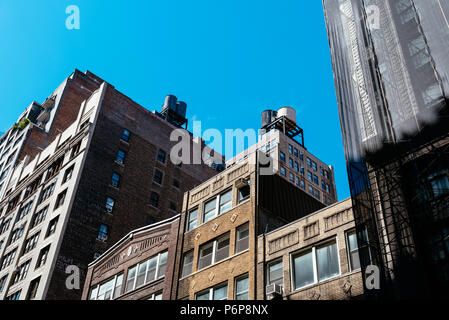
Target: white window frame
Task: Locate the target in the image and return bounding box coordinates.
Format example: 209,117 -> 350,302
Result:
234,274 -> 249,300
195,282 -> 228,300
202,189 -> 233,224
290,239 -> 341,291
125,251 -> 167,293
345,228 -> 372,272
198,233 -> 230,270
89,273 -> 123,300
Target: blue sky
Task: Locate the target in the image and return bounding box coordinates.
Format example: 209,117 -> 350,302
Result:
0,0 -> 349,200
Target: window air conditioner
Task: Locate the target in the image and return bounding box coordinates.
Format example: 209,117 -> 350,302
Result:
266,284 -> 283,297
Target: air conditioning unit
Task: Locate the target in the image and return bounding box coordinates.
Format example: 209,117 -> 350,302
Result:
266,284 -> 283,297
235,178 -> 249,189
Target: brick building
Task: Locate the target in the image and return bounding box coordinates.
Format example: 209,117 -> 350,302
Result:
172,151 -> 325,300
0,70 -> 220,300
82,215 -> 180,300
227,108 -> 337,206
256,198 -> 367,300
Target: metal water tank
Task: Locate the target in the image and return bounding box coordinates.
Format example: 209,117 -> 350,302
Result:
163,95 -> 178,112
277,107 -> 296,124
261,110 -> 277,128
176,101 -> 187,118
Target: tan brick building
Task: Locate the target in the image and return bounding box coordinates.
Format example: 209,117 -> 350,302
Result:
256,198 -> 367,300
172,151 -> 325,300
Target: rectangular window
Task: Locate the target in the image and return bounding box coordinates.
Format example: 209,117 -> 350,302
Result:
186,209 -> 198,232
307,157 -> 312,167
198,233 -> 230,270
288,144 -> 293,154
63,165 -> 74,184
294,161 -> 299,173
116,150 -> 126,164
46,216 -> 59,237
150,192 -> 159,208
196,283 -> 228,300
203,190 -> 232,223
280,167 -> 286,177
279,152 -> 286,163
268,260 -> 283,287
289,173 -> 295,183
121,129 -> 131,142
1,248 -> 17,270
238,182 -> 250,203
346,228 -> 371,271
32,207 -> 48,228
105,197 -> 115,213
54,190 -> 67,209
235,274 -> 249,300
182,250 -> 194,277
98,224 -> 109,241
236,223 -> 249,253
0,275 -> 7,293
12,260 -> 31,284
157,150 -> 166,163
313,175 -> 319,185
90,274 -> 123,300
289,158 -> 294,169
219,189 -> 232,214
292,240 -> 340,290
40,183 -> 55,204
293,148 -> 299,158
36,245 -> 50,269
27,277 -> 41,300
312,161 -> 317,171
124,252 -> 167,293
111,172 -> 120,188
153,169 -> 163,185
23,232 -> 40,254
307,171 -> 313,181
6,291 -> 21,300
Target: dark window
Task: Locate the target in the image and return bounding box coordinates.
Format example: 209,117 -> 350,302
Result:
157,150 -> 166,164
280,152 -> 286,162
111,172 -> 120,188
153,169 -> 163,185
46,216 -> 59,237
62,165 -> 74,184
238,182 -> 250,203
236,223 -> 249,253
36,246 -> 50,269
150,192 -> 159,208
173,178 -> 180,188
26,277 -> 40,300
121,129 -> 131,142
98,224 -> 109,241
116,150 -> 126,164
105,197 -> 115,213
54,190 -> 67,209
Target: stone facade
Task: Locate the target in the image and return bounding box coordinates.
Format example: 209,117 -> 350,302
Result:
256,198 -> 366,300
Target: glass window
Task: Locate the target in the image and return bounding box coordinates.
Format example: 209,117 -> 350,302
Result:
307,171 -> 313,181
125,266 -> 136,293
111,173 -> 120,188
215,234 -> 230,262
182,251 -> 194,277
203,198 -> 217,223
198,242 -> 214,270
288,144 -> 293,154
219,190 -> 232,214
98,224 -> 108,241
121,129 -> 130,142
268,260 -> 283,286
293,250 -> 314,289
105,197 -> 115,213
316,242 -> 339,281
153,169 -> 163,185
235,275 -> 249,300
293,148 -> 299,158
280,152 -> 286,162
150,192 -> 159,208
213,284 -> 228,300
347,228 -> 371,271
289,158 -> 294,168
186,209 -> 198,232
116,150 -> 126,164
236,223 -> 249,253
280,167 -> 286,177
157,251 -> 167,278
157,150 -> 166,163
238,183 -> 250,203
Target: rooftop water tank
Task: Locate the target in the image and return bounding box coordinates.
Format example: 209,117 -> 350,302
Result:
277,106 -> 296,124
261,110 -> 278,128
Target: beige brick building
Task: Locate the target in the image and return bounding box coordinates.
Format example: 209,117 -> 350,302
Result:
172,151 -> 325,300
256,198 -> 367,300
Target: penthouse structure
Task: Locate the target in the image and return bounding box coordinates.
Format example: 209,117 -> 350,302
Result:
0,70 -> 220,300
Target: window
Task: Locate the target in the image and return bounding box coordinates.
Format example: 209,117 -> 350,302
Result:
105,197 -> 115,213
280,167 -> 286,177
182,250 -> 194,277
18,201 -> 33,220
45,157 -> 64,181
203,190 -> 232,223
27,277 -> 41,300
268,260 -> 283,287
289,158 -> 294,169
322,181 -> 326,191
150,192 -> 159,208
23,232 -> 40,254
300,180 -> 305,189
312,161 -> 317,172
313,175 -> 318,185
153,169 -> 163,185
196,282 -> 228,300
6,291 -> 21,300
293,148 -> 299,158
0,275 -> 7,293
292,240 -> 340,290
289,173 -> 295,183
97,224 -> 109,241
307,157 -> 312,167
186,209 -> 198,232
124,251 -> 168,293
0,218 -> 11,235
121,129 -> 131,142
235,274 -> 249,300
71,141 -> 82,158
36,245 -> 50,269
428,171 -> 449,197
294,161 -> 299,173
89,274 -> 123,300
12,260 -> 31,284
111,172 -> 120,188
146,292 -> 163,300
157,149 -> 166,164
54,190 -> 67,209
279,152 -> 286,162
238,181 -> 250,203
173,178 -> 180,189
198,233 -> 230,270
10,225 -> 25,243
288,144 -> 293,154
46,216 -> 59,237
63,165 -> 74,184
1,248 -> 17,270
236,223 -> 249,253
32,207 -> 48,228
307,171 -> 313,181
116,150 -> 126,164
40,183 -> 55,204
347,228 -> 371,271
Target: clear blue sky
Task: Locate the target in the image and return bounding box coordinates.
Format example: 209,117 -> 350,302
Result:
0,0 -> 350,200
